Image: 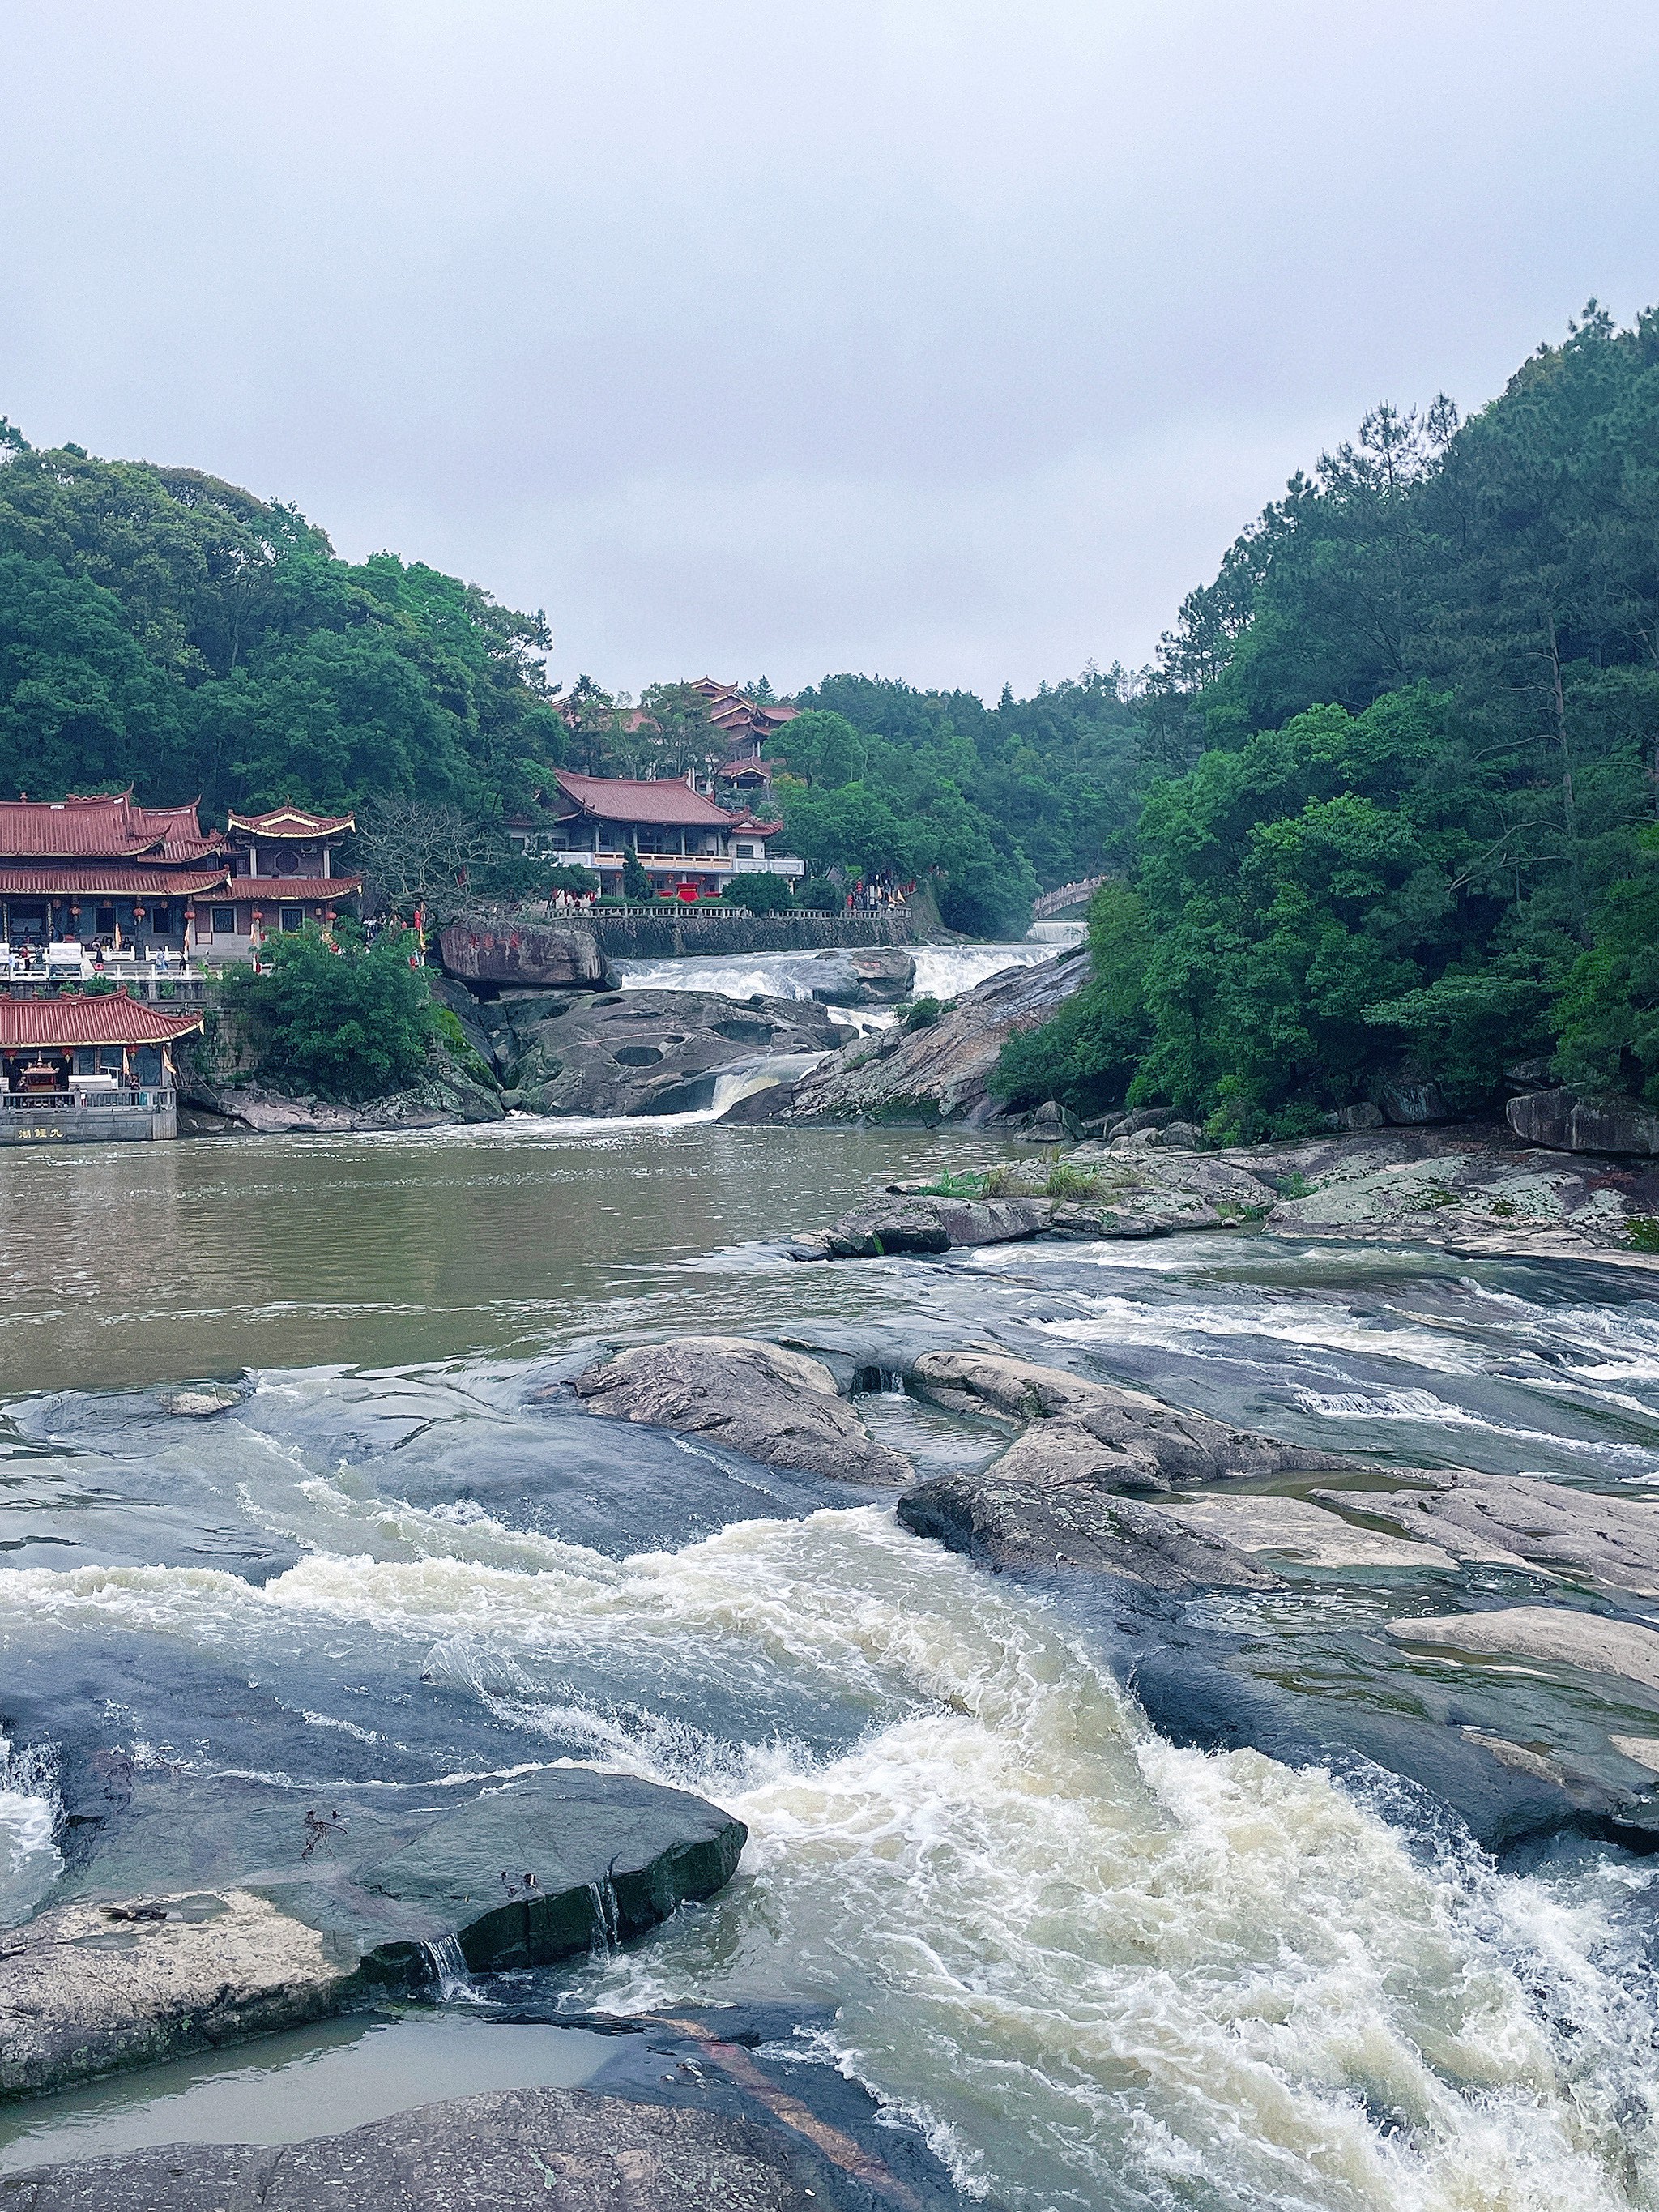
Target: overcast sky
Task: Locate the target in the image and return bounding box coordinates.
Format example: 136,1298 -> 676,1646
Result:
5,2 -> 1657,700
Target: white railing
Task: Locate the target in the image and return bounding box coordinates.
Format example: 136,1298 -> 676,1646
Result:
1,1089 -> 173,1112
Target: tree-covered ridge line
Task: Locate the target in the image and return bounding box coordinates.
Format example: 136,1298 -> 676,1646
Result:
0,423 -> 1158,938
1001,301 -> 1659,1131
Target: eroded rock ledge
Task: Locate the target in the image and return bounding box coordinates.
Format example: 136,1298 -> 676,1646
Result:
0,1770 -> 745,2102
894,1352 -> 1358,1586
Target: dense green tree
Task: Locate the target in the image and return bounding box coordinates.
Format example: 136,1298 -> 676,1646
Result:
1013,302 -> 1659,1124
0,434 -> 564,816
769,707 -> 866,788
219,923 -> 434,1101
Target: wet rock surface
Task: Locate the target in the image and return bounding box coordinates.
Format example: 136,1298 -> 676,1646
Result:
565,1335 -> 911,1484
0,2087 -> 836,2210
1311,1471 -> 1659,1593
474,989 -> 842,1117
782,948 -> 1090,1125
896,1352 -> 1356,1583
800,946 -> 915,1003
0,1771 -> 745,2100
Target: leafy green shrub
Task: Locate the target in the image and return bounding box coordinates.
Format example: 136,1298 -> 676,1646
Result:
719,873 -> 797,913
1625,1217 -> 1659,1254
431,1003 -> 496,1087
993,883 -> 1150,1114
914,1168 -> 987,1198
902,996 -> 946,1030
219,921 -> 434,1101
1044,1158 -> 1103,1198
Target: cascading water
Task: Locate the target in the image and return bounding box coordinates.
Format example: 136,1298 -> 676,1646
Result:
616,925 -> 1081,1014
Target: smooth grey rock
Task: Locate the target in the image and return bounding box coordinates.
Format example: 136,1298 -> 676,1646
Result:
437,916 -> 608,989
0,1770 -> 746,2101
1158,1496 -> 1459,1570
1157,1121 -> 1201,1149
0,2088 -> 827,2210
898,1475 -> 1283,1588
567,1336 -> 911,1484
805,946 -> 915,1004
820,1194 -> 1049,1257
898,1352 -> 1357,1582
1506,1088 -> 1659,1156
1118,1106 -> 1180,1134
1316,1472 -> 1659,1593
1385,1606 -> 1659,1695
0,1890 -> 351,2103
1335,1102 -> 1385,1131
783,948 -> 1090,1124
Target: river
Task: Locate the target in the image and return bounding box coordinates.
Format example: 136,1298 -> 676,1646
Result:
3,939 -> 1659,2208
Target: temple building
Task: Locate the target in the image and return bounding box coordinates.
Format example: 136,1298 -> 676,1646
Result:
692,678 -> 797,809
0,991 -> 203,1142
216,805 -> 360,955
0,793 -> 359,966
510,771 -> 799,898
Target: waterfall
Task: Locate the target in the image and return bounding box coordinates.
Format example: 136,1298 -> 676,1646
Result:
422,1931 -> 484,2003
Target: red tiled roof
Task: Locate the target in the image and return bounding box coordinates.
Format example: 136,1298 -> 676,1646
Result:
0,992 -> 204,1048
0,866 -> 230,897
0,792 -> 225,863
224,876 -> 361,903
552,772 -> 735,829
728,814 -> 783,834
716,758 -> 774,779
227,807 -> 356,837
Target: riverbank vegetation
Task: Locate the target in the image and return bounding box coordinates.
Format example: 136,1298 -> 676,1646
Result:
996,302 -> 1659,1135
218,921 -> 436,1100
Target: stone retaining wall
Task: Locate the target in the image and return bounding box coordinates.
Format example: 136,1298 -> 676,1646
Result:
587,908 -> 914,959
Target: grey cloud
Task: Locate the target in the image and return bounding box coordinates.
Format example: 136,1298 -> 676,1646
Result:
2,0 -> 1657,695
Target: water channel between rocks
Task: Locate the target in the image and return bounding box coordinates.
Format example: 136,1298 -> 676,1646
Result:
4,977 -> 1659,2207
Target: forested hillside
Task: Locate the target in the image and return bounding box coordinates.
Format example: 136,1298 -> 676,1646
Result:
0,425 -> 1146,934
1002,302 -> 1659,1132
0,423 -> 567,818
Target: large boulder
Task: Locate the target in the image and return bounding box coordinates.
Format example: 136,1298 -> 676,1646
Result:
0,1768 -> 745,2099
896,1352 -> 1357,1582
814,1194 -> 1050,1258
0,2089 -> 833,2210
437,916 -> 609,989
783,948 -> 1090,1124
1507,1087 -> 1659,1155
565,1336 -> 911,1484
1379,1076 -> 1448,1125
804,946 -> 916,1004
476,989 -> 842,1117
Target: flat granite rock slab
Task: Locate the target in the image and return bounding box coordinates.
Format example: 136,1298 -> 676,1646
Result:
1385,1605 -> 1659,1697
0,1890 -> 351,2102
565,1335 -> 911,1485
1157,1495 -> 1461,1572
1319,1473 -> 1659,1594
0,2087 -> 832,2211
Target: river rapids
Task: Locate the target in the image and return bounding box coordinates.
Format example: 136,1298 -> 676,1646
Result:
2,943 -> 1657,2208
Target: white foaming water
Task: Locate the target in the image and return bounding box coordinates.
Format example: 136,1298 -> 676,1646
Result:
4,1508 -> 1657,2209
0,1734 -> 61,1929
616,934 -> 1075,1011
